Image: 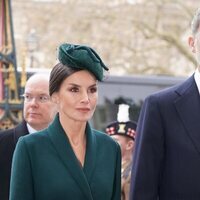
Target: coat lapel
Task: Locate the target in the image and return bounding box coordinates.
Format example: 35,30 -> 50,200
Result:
83,123 -> 97,182
174,75 -> 200,154
47,115 -> 94,200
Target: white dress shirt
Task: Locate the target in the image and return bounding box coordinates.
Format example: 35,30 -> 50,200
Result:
26,123 -> 37,134
194,68 -> 200,95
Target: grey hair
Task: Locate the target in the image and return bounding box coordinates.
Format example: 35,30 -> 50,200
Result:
191,8 -> 200,35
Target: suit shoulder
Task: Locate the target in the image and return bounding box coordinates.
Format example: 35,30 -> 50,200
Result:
0,128 -> 14,141
145,76 -> 192,102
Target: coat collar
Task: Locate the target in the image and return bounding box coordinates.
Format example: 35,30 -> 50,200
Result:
174,75 -> 200,154
14,120 -> 29,145
47,114 -> 96,200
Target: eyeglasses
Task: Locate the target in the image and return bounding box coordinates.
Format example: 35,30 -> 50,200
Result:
21,93 -> 50,103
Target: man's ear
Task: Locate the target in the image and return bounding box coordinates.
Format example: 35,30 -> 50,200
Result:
188,36 -> 196,53
126,140 -> 134,150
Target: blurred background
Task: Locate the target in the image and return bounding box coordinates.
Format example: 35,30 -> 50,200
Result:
12,0 -> 198,76
0,0 -> 199,130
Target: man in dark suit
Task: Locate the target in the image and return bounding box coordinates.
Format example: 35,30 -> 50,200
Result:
0,73 -> 57,200
130,8 -> 200,200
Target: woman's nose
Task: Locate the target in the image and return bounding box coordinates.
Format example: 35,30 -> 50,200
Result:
80,91 -> 89,103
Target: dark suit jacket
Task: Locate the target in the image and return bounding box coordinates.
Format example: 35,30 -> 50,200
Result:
130,75 -> 200,200
10,115 -> 121,200
0,121 -> 29,200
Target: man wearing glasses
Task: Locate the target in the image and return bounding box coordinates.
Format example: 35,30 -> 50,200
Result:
0,73 -> 57,200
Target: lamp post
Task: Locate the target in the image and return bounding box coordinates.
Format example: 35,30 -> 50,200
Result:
26,29 -> 38,68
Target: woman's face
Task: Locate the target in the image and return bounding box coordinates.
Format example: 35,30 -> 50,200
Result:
53,70 -> 98,122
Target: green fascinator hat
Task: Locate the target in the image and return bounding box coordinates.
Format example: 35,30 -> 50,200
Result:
58,43 -> 109,81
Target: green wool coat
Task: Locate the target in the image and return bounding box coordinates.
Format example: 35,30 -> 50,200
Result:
9,115 -> 121,200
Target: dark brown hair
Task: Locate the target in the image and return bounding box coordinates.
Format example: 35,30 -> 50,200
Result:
49,63 -> 80,96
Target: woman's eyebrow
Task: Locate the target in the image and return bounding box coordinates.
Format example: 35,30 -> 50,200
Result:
89,84 -> 97,88
68,83 -> 97,88
68,83 -> 80,87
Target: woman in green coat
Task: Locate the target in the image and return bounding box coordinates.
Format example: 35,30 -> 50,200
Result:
9,43 -> 121,200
